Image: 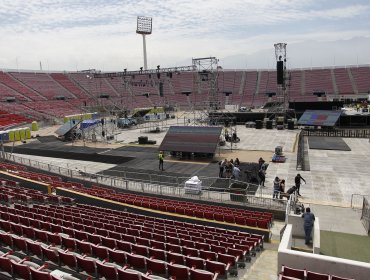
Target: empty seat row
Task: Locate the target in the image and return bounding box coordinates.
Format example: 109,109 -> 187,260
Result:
280,265 -> 355,280
24,205 -> 261,249
0,203 -> 258,278
55,182 -> 272,227
0,211 -> 255,267
1,227 -> 220,280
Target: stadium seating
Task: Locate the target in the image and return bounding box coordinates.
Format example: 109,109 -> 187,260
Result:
0,71 -> 46,101
54,182 -> 273,228
1,66 -> 370,119
0,111 -> 32,130
350,66 -> 370,94
0,194 -> 263,279
279,265 -> 355,280
9,72 -> 76,100
334,68 -> 355,95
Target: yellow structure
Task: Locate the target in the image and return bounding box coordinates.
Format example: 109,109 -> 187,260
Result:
25,128 -> 31,139
19,128 -> 26,140
31,121 -> 39,131
64,112 -> 97,123
14,129 -> 21,141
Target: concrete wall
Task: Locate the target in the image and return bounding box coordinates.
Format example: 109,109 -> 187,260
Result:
278,224 -> 370,280
287,213 -> 320,253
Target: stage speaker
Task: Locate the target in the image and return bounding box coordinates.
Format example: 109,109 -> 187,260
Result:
255,120 -> 263,129
277,61 -> 284,84
159,82 -> 164,97
138,136 -> 148,144
266,120 -> 273,129
288,120 -> 295,130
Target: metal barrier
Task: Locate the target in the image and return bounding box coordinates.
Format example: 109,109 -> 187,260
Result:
302,128 -> 370,138
361,197 -> 370,235
3,153 -> 286,210
296,130 -> 305,170
350,194 -> 370,210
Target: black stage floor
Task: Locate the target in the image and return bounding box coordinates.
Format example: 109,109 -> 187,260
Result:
308,136 -> 351,151
5,140 -> 133,164
8,140 -> 259,193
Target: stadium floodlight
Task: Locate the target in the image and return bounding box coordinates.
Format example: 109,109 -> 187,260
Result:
136,16 -> 152,35
136,16 -> 152,70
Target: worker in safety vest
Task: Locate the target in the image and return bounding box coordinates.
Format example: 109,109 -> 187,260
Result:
158,151 -> 164,171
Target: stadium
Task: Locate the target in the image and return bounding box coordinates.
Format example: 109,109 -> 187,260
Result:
1,2 -> 370,280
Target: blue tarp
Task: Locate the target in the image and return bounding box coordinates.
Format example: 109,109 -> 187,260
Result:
80,119 -> 100,129
0,131 -> 9,141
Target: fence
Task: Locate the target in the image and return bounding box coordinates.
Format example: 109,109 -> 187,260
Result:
302,128 -> 370,138
361,197 -> 370,235
4,153 -> 287,211
350,194 -> 370,210
296,130 -> 305,170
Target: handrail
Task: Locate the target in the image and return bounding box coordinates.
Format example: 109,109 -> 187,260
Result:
296,130 -> 305,170
3,153 -> 285,210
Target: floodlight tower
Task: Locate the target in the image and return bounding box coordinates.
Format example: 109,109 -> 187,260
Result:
136,16 -> 152,70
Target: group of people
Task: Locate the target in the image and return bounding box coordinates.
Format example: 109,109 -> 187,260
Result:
219,158 -> 241,179
272,173 -> 306,200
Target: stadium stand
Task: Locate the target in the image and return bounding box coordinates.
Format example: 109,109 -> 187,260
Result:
8,72 -> 76,100
49,73 -> 90,100
350,66 -> 370,94
54,182 -> 272,228
279,265 -> 355,280
0,111 -> 32,130
24,100 -> 85,118
334,68 -> 355,95
0,71 -> 46,101
1,161 -> 273,230
1,66 -> 370,119
303,69 -> 334,96
0,174 -> 267,279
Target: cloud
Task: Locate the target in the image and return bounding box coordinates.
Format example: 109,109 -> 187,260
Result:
0,0 -> 369,70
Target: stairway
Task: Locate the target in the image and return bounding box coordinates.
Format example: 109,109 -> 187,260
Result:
301,70 -> 305,95
347,68 -> 359,94
241,250 -> 278,280
239,71 -> 246,95
255,71 -> 261,95
331,69 -> 339,95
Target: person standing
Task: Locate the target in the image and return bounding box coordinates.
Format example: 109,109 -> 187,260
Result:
225,161 -> 233,178
219,159 -> 226,178
258,167 -> 266,187
295,173 -> 306,196
302,207 -> 315,245
232,165 -> 241,180
272,177 -> 280,199
279,179 -> 286,199
158,151 -> 164,171
258,157 -> 265,169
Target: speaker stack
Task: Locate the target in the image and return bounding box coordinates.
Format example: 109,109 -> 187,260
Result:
266,120 -> 273,129
288,120 -> 295,130
138,136 -> 148,144
277,61 -> 284,85
255,120 -> 263,129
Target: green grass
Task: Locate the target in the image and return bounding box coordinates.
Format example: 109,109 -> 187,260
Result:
320,230 -> 370,262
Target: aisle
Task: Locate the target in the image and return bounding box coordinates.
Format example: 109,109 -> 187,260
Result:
242,249 -> 278,280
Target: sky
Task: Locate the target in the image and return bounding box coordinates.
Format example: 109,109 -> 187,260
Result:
0,0 -> 369,71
